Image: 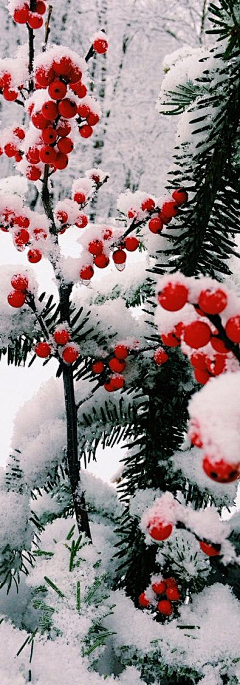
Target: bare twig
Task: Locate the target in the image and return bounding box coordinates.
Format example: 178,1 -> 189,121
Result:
42,5 -> 53,52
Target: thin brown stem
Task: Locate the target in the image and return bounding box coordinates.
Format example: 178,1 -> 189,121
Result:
42,5 -> 53,52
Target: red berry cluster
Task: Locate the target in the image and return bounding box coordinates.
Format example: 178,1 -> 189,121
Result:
91,343 -> 130,392
12,1 -> 47,29
0,197 -> 48,262
35,326 -> 80,364
188,417 -> 240,484
0,125 -> 25,162
139,576 -> 181,617
129,188 -> 187,235
7,273 -> 29,308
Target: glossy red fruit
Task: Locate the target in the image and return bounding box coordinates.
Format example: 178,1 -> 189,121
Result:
27,249 -> 42,263
158,282 -> 188,311
183,321 -> 211,349
138,592 -> 150,608
26,165 -> 42,181
80,265 -> 94,280
35,341 -> 51,358
154,348 -> 169,366
157,600 -> 173,616
11,274 -> 28,291
13,127 -> 25,140
27,13 -> 43,29
7,290 -> 26,308
56,210 -> 68,224
113,250 -> 126,265
110,375 -> 125,390
77,103 -> 90,118
58,99 -> 77,119
48,80 -> 67,100
93,254 -> 109,268
199,541 -> 221,557
72,82 -> 87,98
210,337 -> 229,354
54,152 -> 68,170
32,112 -> 49,129
14,215 -> 30,229
57,137 -> 74,154
54,329 -> 70,345
161,331 -> 180,348
13,5 -> 29,23
165,577 -> 178,588
87,112 -> 100,126
4,143 -> 17,158
14,228 -> 30,246
93,38 -> 108,54
190,352 -> 208,370
194,368 -> 210,385
33,228 -> 48,241
109,357 -> 126,373
92,361 -> 105,374
36,0 -> 47,14
26,147 -> 40,164
151,580 -> 166,594
68,66 -> 83,84
198,288 -> 228,315
39,146 -> 57,164
172,188 -> 188,205
205,354 -> 227,376
124,237 -> 139,252
62,345 -> 80,364
75,214 -> 88,229
114,344 -> 128,360
147,519 -> 173,541
188,419 -> 203,448
42,127 -> 57,144
202,456 -> 240,483
53,56 -> 73,76
225,316 -> 240,343
79,124 -> 93,138
3,88 -> 18,101
88,240 -> 104,256
56,120 -> 72,137
73,191 -> 86,204
35,66 -> 55,87
42,100 -> 58,121
160,200 -> 178,221
148,216 -> 163,234
166,587 -> 180,601
142,198 -> 155,211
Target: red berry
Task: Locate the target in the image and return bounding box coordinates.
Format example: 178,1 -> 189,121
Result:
35,66 -> 55,87
39,145 -> 57,164
205,354 -> 227,376
93,254 -> 109,268
13,5 -> 29,23
172,188 -> 188,205
42,127 -> 57,145
202,456 -> 240,483
3,88 -> 18,101
183,321 -> 211,349
80,265 -> 94,281
13,127 -> 25,140
35,0 -> 47,14
77,104 -> 90,118
27,13 -> 43,29
42,100 -> 58,121
53,57 -> 73,76
104,379 -> 115,392
14,228 -> 29,247
57,137 -> 74,154
88,239 -> 104,256
151,580 -> 166,594
194,368 -> 210,385
87,112 -> 100,126
157,600 -> 173,616
142,198 -> 155,211
124,236 -> 139,252
32,112 -> 49,130
148,216 -> 163,234
75,214 -> 88,229
165,577 -> 178,588
4,143 -> 17,158
15,151 -> 23,163
26,147 -> 40,164
225,316 -> 240,343
210,337 -> 229,354
56,210 -> 68,224
188,419 -> 203,448
199,541 -> 221,557
68,66 -> 83,84
158,282 -> 188,311
54,329 -> 70,345
93,38 -> 108,54
72,82 -> 87,98
92,361 -> 105,374
73,191 -> 86,204
106,375 -> 125,391
48,80 -> 67,101
198,288 -> 228,315
147,520 -> 173,541
11,274 -> 28,291
109,357 -> 126,373
14,215 -> 30,228
79,124 -> 93,138
26,166 -> 42,181
154,348 -> 169,365
114,344 -> 128,360
58,99 -> 77,119
33,228 -> 48,240
102,228 -> 113,240
190,352 -> 208,370
35,341 -> 51,358
27,249 -> 42,263
161,331 -> 180,348
113,250 -> 126,265
54,152 -> 68,170
62,344 -> 80,364
166,587 -> 180,601
56,120 -> 72,137
7,290 -> 26,308
138,592 -> 150,608
160,200 -> 178,221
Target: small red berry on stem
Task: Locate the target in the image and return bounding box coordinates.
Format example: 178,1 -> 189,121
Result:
151,580 -> 166,594
148,216 -> 163,234
202,456 -> 240,483
124,236 -> 139,252
183,321 -> 211,349
54,329 -> 70,345
93,38 -> 108,54
138,592 -> 150,608
225,316 -> 240,343
154,348 -> 169,366
109,357 -> 126,373
166,586 -> 180,601
157,600 -> 173,616
62,344 -> 80,364
158,282 -> 188,311
199,541 -> 221,557
172,188 -> 188,205
27,249 -> 42,263
79,124 -> 93,138
94,254 -> 109,268
198,288 -> 228,315
11,274 -> 28,291
147,519 -> 173,541
80,265 -> 94,281
88,240 -> 104,256
92,361 -> 105,374
7,290 -> 26,308
114,344 -> 128,360
35,342 -> 51,358
141,198 -> 155,211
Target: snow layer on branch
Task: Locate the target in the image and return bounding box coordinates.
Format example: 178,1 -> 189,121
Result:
156,528 -> 210,582
81,469 -> 122,520
171,448 -> 238,508
0,175 -> 28,197
158,45 -> 220,112
0,490 -> 32,553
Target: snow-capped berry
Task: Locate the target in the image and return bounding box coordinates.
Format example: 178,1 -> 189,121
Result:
93,254 -> 109,268
87,112 -> 100,126
14,228 -> 30,246
158,282 -> 188,311
62,344 -> 80,364
54,329 -> 70,345
4,143 -> 18,158
79,124 -> 93,138
13,5 -> 29,23
88,240 -> 104,256
11,274 -> 28,291
27,13 -> 43,29
33,228 -> 48,240
35,342 -> 51,358
53,56 -> 73,76
35,66 -> 55,87
190,352 -> 208,370
165,577 -> 178,588
147,519 -> 173,541
73,191 -> 86,204
113,250 -> 126,265
3,88 -> 18,101
199,541 -> 221,557
157,600 -> 173,616
202,456 -> 240,483
48,80 -> 67,100
56,120 -> 71,137
13,127 -> 25,140
141,198 -> 155,211
138,592 -> 150,608
56,210 -> 68,224
172,188 -> 188,205
205,355 -> 227,377
69,66 -> 83,84
77,104 -> 90,118
161,330 -> 180,348
114,344 -> 128,360
109,357 -> 126,373
225,316 -> 240,343
166,587 -> 180,601
7,290 -> 26,308
26,147 -> 40,164
27,249 -> 42,263
26,165 -> 42,181
124,236 -> 139,251
210,337 -> 230,354
160,200 -> 178,221
148,216 -> 163,234
92,361 -> 105,374
151,580 -> 166,594
183,321 -> 211,349
188,419 -> 203,447
80,265 -> 94,280
110,375 -> 125,390
154,348 -> 169,366
198,288 -> 228,315
57,137 -> 74,154
58,99 -> 77,119
93,38 -> 108,54
194,368 -> 210,385
75,214 -> 88,229
72,82 -> 87,98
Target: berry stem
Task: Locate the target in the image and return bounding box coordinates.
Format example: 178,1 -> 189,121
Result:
28,1 -> 37,93
26,292 -> 51,340
42,4 -> 53,53
41,165 -> 57,235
